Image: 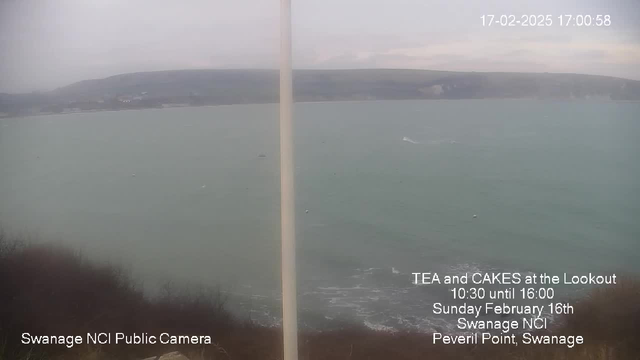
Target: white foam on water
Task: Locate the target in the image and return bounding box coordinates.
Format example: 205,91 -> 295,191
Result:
329,301 -> 361,309
402,136 -> 419,144
318,285 -> 368,291
364,319 -> 397,332
448,262 -> 485,276
358,267 -> 380,272
355,309 -> 377,318
424,138 -> 457,145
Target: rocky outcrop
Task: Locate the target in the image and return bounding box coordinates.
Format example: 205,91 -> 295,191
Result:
141,351 -> 190,360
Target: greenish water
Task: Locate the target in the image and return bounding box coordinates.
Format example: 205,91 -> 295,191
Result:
1,100 -> 639,331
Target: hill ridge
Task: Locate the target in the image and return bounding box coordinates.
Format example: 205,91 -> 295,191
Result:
2,69 -> 639,116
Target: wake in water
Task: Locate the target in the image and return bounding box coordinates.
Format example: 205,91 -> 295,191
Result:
402,136 -> 419,144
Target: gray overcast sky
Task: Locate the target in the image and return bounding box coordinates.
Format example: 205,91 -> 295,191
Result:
1,0 -> 639,92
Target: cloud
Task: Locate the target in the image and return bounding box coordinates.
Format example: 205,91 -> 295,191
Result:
1,0 -> 640,92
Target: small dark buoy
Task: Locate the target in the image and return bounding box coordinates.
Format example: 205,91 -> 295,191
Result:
258,154 -> 266,158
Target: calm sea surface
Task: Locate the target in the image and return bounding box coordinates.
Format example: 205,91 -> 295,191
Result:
1,100 -> 639,331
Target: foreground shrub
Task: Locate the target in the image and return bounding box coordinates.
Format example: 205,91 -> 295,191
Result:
0,234 -> 638,359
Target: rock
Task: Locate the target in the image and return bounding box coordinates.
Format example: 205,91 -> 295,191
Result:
140,352 -> 190,360
158,352 -> 190,360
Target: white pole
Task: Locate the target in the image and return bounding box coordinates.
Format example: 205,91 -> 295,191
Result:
280,0 -> 299,359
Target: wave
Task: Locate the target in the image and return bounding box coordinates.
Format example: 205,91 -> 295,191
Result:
364,319 -> 398,332
402,136 -> 419,144
318,285 -> 368,291
231,262 -> 562,335
447,263 -> 486,276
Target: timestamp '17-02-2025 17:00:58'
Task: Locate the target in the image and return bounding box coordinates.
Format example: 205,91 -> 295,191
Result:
481,14 -> 611,27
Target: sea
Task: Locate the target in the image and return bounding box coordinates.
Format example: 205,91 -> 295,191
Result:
1,100 -> 639,333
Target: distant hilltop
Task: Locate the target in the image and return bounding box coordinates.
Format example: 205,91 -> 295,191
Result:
1,69 -> 639,117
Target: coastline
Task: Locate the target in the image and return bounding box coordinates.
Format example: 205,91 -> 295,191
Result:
2,97 -> 639,121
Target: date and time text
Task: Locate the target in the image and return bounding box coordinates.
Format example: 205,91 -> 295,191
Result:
481,14 -> 611,27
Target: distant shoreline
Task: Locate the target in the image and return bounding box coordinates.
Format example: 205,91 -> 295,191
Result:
2,97 -> 639,120
3,68 -> 640,119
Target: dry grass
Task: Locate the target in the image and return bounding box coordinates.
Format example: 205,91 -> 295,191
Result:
1,233 -> 639,360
